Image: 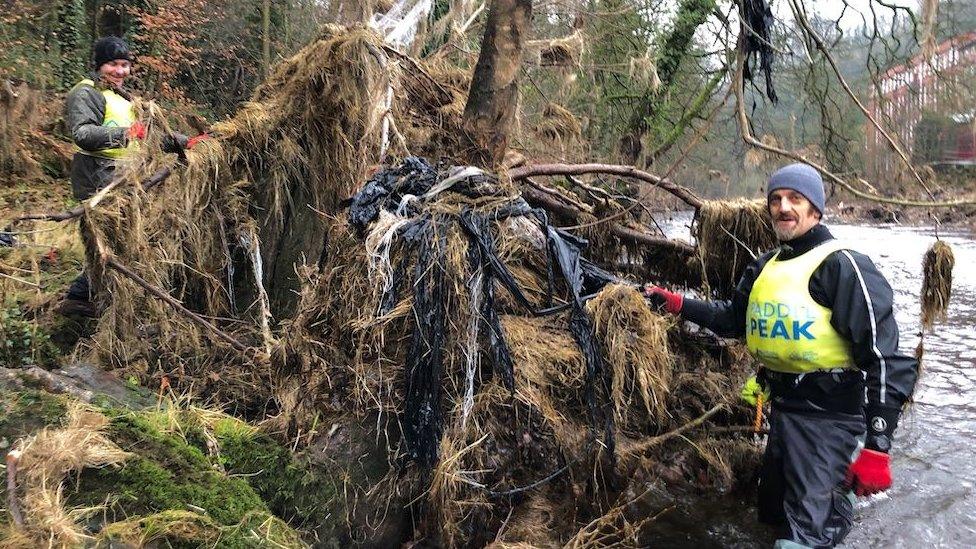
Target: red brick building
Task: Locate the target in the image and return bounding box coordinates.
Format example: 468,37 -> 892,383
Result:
867,31 -> 976,179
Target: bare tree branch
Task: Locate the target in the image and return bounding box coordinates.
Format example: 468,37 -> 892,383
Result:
15,167 -> 173,223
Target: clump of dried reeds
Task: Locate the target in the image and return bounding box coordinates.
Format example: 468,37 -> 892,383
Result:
743,134 -> 781,169
693,199 -> 776,297
538,102 -> 583,147
921,239 -> 954,330
586,284 -> 675,427
629,47 -> 661,92
527,30 -> 585,67
77,26 -> 410,408
4,404 -> 130,547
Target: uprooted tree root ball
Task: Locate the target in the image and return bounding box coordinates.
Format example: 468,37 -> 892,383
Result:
7,25 -> 773,547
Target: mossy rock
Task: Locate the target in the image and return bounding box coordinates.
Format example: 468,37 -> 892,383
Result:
213,415 -> 405,547
70,412 -> 268,527
0,386 -> 67,444
0,381 -> 401,547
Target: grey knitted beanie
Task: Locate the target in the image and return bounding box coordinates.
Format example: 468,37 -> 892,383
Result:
767,163 -> 825,214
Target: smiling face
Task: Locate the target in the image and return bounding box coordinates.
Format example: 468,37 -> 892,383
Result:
98,59 -> 131,88
768,188 -> 821,242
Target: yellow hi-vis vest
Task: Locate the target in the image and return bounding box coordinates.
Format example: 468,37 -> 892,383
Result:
72,79 -> 137,159
745,239 -> 854,373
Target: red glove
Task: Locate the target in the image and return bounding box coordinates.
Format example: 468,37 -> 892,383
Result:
845,449 -> 892,496
186,133 -> 211,149
127,122 -> 147,140
643,285 -> 683,314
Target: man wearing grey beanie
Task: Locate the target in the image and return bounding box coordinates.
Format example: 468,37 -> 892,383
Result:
645,163 -> 918,548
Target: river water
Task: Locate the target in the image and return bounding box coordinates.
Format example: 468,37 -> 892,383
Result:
654,215 -> 976,547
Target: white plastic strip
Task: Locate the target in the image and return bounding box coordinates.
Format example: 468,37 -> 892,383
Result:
462,263 -> 483,428
841,250 -> 888,405
241,230 -> 275,354
369,0 -> 434,48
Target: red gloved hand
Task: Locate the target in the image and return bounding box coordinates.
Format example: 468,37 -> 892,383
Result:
845,449 -> 892,496
127,122 -> 147,140
643,285 -> 683,314
186,133 -> 211,149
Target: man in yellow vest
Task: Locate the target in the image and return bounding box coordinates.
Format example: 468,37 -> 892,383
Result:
646,163 -> 918,548
61,36 -> 192,315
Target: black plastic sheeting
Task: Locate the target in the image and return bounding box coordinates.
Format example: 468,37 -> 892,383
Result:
462,210 -> 516,392
348,159 -> 623,466
403,219 -> 448,467
349,157 -> 440,233
741,0 -> 778,104
536,216 -> 616,461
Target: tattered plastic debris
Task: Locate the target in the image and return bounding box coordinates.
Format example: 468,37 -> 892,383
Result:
348,158 -> 628,466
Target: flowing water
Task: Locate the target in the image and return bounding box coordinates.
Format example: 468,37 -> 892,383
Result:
652,215 -> 976,547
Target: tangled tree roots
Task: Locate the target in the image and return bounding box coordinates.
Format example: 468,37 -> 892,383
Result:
265,157 -> 762,545
49,24 -> 770,547
74,25 -> 471,411
692,199 -> 777,297
921,239 -> 955,330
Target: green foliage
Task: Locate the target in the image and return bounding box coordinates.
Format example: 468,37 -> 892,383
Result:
56,0 -> 90,89
567,0 -> 652,155
913,110 -> 956,164
0,306 -> 60,368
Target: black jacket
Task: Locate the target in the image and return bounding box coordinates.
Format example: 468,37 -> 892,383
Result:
680,224 -> 918,452
65,76 -> 187,199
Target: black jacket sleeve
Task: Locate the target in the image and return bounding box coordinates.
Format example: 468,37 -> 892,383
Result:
65,84 -> 128,152
679,250 -> 777,338
163,132 -> 189,153
812,249 -> 919,450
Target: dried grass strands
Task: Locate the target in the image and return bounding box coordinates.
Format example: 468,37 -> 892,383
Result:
692,199 -> 776,297
5,404 -> 130,547
537,103 -> 583,146
97,510 -> 221,546
586,284 -> 675,427
526,30 -> 585,67
921,239 -> 954,331
563,490 -> 660,549
629,47 -> 661,92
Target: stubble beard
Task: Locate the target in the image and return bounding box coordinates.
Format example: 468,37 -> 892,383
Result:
774,225 -> 797,242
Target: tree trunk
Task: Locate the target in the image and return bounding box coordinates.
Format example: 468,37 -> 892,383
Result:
461,0 -> 533,169
262,0 -> 271,79
56,0 -> 87,90
617,0 -> 716,166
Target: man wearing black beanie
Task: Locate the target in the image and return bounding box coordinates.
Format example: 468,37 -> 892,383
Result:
60,36 -> 188,316
644,163 -> 918,548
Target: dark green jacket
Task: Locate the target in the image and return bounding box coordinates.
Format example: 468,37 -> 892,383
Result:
65,76 -> 187,199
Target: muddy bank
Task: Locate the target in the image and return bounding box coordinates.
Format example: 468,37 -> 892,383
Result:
828,198 -> 976,233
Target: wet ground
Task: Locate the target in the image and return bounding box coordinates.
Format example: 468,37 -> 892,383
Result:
655,215 -> 976,547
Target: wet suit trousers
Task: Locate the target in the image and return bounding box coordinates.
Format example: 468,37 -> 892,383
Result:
758,407 -> 865,549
